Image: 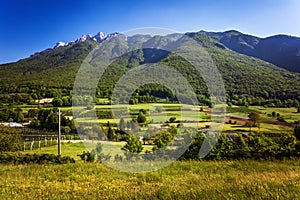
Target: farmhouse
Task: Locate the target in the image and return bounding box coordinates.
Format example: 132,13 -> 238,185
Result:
0,122 -> 23,128
34,98 -> 53,104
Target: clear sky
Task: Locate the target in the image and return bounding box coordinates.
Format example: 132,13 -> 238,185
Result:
1,0 -> 300,64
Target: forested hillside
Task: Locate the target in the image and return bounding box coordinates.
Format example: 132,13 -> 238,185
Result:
202,30 -> 300,73
1,32 -> 300,107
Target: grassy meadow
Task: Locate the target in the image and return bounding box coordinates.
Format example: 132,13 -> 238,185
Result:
0,158 -> 299,199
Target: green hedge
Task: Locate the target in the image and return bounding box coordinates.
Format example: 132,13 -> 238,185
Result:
0,153 -> 75,164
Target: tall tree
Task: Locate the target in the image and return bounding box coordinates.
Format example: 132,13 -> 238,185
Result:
107,124 -> 114,141
248,112 -> 260,127
294,125 -> 300,140
137,111 -> 146,123
119,118 -> 126,132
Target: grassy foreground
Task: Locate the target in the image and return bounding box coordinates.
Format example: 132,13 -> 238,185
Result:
0,159 -> 299,199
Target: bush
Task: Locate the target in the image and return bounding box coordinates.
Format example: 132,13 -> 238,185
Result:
0,126 -> 22,152
169,117 -> 176,123
95,143 -> 111,163
122,135 -> 143,153
277,116 -> 286,122
137,112 -> 146,123
152,130 -> 174,150
77,151 -> 96,162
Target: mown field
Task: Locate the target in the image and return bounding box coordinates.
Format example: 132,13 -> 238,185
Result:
0,159 -> 299,199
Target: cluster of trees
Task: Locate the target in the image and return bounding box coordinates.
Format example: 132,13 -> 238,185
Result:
96,123 -> 300,162
28,108 -> 76,133
113,121 -> 300,161
129,95 -> 157,104
227,94 -> 300,108
0,86 -> 71,104
0,107 -> 24,123
181,132 -> 300,160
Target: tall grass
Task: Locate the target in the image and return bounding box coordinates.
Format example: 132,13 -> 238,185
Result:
0,159 -> 299,199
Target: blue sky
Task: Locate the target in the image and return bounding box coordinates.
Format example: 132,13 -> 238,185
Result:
1,0 -> 299,64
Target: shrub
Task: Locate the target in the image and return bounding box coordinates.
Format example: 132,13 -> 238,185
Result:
152,130 -> 174,150
277,116 -> 286,122
77,151 -> 96,162
95,143 -> 111,163
169,117 -> 176,123
122,135 -> 143,153
0,126 -> 22,152
137,111 -> 146,123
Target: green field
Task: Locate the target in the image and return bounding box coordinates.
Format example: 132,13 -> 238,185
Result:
0,159 -> 299,199
11,103 -> 299,136
251,106 -> 300,123
222,122 -> 294,134
225,106 -> 299,134
76,103 -> 205,125
228,106 -> 300,123
25,141 -> 154,160
73,104 -> 298,135
26,142 -> 89,161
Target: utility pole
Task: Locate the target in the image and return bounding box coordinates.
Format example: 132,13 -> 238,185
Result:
57,107 -> 62,155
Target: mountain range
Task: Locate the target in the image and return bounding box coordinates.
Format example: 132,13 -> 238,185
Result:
201,30 -> 300,73
0,30 -> 300,107
52,30 -> 300,73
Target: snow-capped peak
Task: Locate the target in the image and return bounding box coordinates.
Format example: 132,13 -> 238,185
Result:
94,32 -> 106,42
54,32 -> 123,49
75,34 -> 94,43
54,42 -> 68,48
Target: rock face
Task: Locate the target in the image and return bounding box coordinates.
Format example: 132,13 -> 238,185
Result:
54,41 -> 68,48
54,32 -> 120,49
94,32 -> 106,42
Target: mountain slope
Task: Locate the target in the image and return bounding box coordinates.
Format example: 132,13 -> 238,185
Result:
0,31 -> 300,107
202,30 -> 300,73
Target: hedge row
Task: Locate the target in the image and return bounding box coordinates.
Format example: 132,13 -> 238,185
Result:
180,132 -> 300,160
0,153 -> 75,164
